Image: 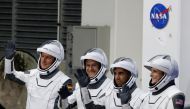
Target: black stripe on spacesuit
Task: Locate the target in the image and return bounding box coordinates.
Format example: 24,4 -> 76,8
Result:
53,96 -> 59,109
91,89 -> 102,97
148,96 -> 161,104
113,98 -> 122,107
11,59 -> 13,71
99,93 -> 105,99
85,101 -> 105,109
36,78 -> 53,87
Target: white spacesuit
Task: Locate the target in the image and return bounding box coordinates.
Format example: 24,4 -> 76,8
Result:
105,57 -> 147,109
4,40 -> 72,109
140,55 -> 185,109
67,48 -> 112,109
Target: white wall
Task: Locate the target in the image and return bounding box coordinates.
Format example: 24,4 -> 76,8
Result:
82,0 -> 115,27
181,0 -> 190,105
82,0 -> 143,87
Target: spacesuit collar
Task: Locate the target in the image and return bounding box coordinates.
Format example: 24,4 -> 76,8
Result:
152,80 -> 175,95
88,75 -> 106,89
130,83 -> 137,93
40,68 -> 59,79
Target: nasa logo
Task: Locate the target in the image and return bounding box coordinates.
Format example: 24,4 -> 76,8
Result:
150,3 -> 171,29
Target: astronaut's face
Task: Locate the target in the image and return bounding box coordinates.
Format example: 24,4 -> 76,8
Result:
114,67 -> 131,87
85,59 -> 100,78
40,52 -> 55,70
150,68 -> 165,84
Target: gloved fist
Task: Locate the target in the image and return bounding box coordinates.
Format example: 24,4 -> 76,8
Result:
74,69 -> 90,87
119,84 -> 131,105
5,41 -> 16,59
58,83 -> 73,99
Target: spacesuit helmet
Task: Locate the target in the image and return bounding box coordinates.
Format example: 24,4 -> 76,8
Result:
37,40 -> 64,75
80,48 -> 108,84
144,55 -> 179,92
110,57 -> 138,88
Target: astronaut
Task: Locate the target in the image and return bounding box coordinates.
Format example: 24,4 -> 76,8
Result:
4,40 -> 72,109
107,57 -> 147,109
76,57 -> 147,109
140,55 -> 185,109
67,48 -> 112,109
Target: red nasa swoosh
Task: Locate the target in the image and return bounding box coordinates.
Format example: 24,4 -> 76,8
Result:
159,6 -> 171,15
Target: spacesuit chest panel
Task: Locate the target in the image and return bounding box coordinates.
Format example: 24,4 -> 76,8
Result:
130,88 -> 147,109
148,93 -> 169,109
142,86 -> 181,109
105,90 -> 122,109
26,71 -> 67,109
88,78 -> 112,102
105,87 -> 146,109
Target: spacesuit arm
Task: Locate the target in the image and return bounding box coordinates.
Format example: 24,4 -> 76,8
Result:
5,74 -> 25,85
4,41 -> 29,84
80,87 -> 105,109
4,58 -> 27,84
167,93 -> 185,109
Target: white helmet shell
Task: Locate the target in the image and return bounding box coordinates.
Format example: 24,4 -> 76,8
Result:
80,48 -> 108,84
37,40 -> 64,75
144,55 -> 179,92
110,57 -> 138,88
